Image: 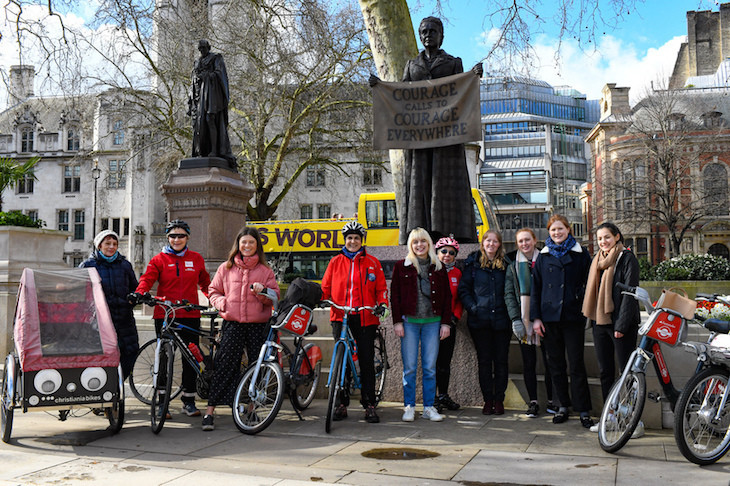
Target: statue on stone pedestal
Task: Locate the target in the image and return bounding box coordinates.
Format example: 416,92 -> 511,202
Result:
188,39 -> 237,170
370,17 -> 482,244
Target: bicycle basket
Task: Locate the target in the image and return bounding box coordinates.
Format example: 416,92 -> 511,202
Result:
273,304 -> 314,337
640,310 -> 687,346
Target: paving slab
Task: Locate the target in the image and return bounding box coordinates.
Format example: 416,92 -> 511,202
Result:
454,450 -> 618,486
340,471 -> 460,485
616,455 -> 730,484
15,458 -> 191,485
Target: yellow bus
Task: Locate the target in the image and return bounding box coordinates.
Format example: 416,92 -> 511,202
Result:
248,188 -> 497,281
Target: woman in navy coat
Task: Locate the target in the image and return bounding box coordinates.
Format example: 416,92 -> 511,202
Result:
80,230 -> 139,379
530,215 -> 593,428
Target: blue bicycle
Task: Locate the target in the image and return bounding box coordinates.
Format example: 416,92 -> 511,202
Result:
321,300 -> 388,433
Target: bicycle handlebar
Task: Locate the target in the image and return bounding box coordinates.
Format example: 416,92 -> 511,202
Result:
319,299 -> 381,315
136,292 -> 209,312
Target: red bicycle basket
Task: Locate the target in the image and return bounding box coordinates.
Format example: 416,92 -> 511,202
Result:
275,304 -> 313,337
644,311 -> 686,346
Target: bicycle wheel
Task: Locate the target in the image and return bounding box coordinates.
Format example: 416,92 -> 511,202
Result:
232,361 -> 284,435
326,345 -> 345,434
106,367 -> 125,434
598,371 -> 646,453
150,341 -> 174,434
293,343 -> 321,410
674,366 -> 730,465
373,329 -> 388,405
1,355 -> 16,443
130,338 -> 183,405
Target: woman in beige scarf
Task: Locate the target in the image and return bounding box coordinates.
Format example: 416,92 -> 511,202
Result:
582,222 -> 642,436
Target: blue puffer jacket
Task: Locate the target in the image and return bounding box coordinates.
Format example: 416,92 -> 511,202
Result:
80,251 -> 140,377
457,251 -> 511,330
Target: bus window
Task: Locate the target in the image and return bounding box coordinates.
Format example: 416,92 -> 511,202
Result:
366,200 -> 398,228
472,199 -> 483,226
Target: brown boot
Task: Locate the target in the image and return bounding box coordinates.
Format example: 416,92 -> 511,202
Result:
482,400 -> 494,415
494,401 -> 505,415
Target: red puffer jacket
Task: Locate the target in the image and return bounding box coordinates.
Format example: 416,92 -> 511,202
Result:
136,250 -> 211,319
321,249 -> 388,327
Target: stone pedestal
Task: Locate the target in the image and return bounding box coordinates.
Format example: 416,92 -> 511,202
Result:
0,227 -> 70,358
161,160 -> 254,274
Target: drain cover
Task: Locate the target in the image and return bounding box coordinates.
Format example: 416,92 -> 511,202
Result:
361,447 -> 440,460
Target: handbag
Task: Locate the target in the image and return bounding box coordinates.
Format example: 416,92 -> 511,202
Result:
656,288 -> 696,319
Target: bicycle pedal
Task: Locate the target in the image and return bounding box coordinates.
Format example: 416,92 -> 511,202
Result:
647,392 -> 661,403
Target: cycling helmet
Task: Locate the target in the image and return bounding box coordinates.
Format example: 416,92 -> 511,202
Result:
435,234 -> 460,252
341,221 -> 366,238
165,220 -> 191,235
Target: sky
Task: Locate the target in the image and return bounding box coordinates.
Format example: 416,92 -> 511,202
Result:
0,0 -> 725,107
407,0 -> 724,102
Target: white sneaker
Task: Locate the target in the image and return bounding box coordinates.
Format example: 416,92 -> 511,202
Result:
589,424 -> 599,433
631,420 -> 645,439
421,406 -> 444,422
402,405 -> 415,422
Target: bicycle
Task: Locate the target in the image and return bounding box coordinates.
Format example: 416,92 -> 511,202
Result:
673,293 -> 730,465
321,300 -> 388,434
131,293 -> 213,434
129,309 -> 220,406
231,288 -> 323,435
597,282 -> 689,453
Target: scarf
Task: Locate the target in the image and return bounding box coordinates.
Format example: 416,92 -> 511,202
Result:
97,249 -> 119,263
236,253 -> 260,269
516,249 -> 540,345
545,234 -> 577,258
163,245 -> 188,257
342,247 -> 364,260
582,243 -> 624,325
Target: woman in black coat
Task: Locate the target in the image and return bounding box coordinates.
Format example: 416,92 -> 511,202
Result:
531,215 -> 593,428
80,230 -> 139,379
458,230 -> 511,415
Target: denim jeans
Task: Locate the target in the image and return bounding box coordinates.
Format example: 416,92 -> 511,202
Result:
401,318 -> 440,407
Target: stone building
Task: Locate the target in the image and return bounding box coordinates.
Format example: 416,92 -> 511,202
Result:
478,76 -> 599,246
670,2 -> 730,89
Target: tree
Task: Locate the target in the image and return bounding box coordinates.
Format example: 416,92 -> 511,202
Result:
597,85 -> 730,258
5,0 -> 377,221
0,156 -> 38,212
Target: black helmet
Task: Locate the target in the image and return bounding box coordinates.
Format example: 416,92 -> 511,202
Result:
166,220 -> 190,235
341,221 -> 366,238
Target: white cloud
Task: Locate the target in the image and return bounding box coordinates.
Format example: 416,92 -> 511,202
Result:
530,33 -> 687,103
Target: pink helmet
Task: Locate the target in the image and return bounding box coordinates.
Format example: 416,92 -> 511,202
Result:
435,234 -> 459,252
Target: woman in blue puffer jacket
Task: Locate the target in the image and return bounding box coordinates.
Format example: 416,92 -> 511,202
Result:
80,230 -> 139,379
458,229 -> 511,416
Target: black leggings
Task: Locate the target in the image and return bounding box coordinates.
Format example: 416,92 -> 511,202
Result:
208,320 -> 268,407
436,326 -> 456,396
519,342 -> 553,403
468,325 -> 512,402
331,315 -> 378,408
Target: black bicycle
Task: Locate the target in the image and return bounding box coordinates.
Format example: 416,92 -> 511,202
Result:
129,293 -> 215,433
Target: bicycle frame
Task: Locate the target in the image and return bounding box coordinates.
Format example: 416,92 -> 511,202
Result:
327,317 -> 362,392
623,334 -> 682,408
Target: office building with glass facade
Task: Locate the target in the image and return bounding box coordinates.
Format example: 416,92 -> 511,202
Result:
479,76 -> 599,245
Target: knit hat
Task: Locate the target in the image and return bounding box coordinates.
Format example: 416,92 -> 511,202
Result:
94,230 -> 119,249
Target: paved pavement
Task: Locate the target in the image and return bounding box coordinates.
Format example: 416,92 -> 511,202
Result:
0,397 -> 728,486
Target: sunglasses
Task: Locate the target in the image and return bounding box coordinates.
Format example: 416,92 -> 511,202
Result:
439,249 -> 456,256
168,234 -> 188,239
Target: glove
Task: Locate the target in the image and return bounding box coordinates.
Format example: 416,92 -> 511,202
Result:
127,292 -> 142,305
512,319 -> 526,341
374,304 -> 390,319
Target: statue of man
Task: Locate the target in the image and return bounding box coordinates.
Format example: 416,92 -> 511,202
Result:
188,39 -> 237,170
371,17 -> 482,243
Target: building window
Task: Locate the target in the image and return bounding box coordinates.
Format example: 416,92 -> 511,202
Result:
703,163 -> 729,216
300,204 -> 313,219
613,160 -> 647,214
72,256 -> 84,267
306,164 -> 325,187
124,218 -> 130,236
58,210 -> 69,231
17,173 -> 34,194
702,111 -> 724,129
63,165 -> 81,192
113,120 -> 124,145
21,128 -> 33,152
67,128 -> 80,151
73,210 -> 85,240
363,164 -> 383,186
108,160 -> 126,189
25,210 -> 38,221
317,204 -> 331,219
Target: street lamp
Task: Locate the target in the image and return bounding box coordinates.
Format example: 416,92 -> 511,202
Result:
91,162 -> 101,236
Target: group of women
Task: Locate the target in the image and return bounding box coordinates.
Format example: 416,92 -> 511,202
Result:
84,214 -> 640,432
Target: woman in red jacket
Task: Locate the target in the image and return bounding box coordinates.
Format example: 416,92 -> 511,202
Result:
321,221 -> 388,424
434,235 -> 462,412
391,227 -> 452,422
201,227 -> 279,431
135,220 -> 211,418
